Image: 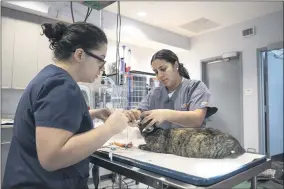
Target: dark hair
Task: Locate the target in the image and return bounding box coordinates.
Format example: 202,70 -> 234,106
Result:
41,22 -> 108,61
151,49 -> 190,79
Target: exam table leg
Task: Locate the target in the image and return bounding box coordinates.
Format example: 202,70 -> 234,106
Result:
118,174 -> 122,189
92,165 -> 100,189
250,176 -> 257,189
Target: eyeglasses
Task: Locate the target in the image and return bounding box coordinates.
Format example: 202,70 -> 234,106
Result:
84,51 -> 106,69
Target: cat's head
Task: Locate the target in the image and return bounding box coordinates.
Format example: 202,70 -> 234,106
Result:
138,121 -> 158,136
137,116 -> 163,140
143,127 -> 164,144
137,115 -> 155,134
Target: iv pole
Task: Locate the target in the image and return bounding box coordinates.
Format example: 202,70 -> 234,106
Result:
99,10 -> 107,109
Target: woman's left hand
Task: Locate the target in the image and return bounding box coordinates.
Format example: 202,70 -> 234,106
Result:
89,108 -> 113,121
140,109 -> 170,129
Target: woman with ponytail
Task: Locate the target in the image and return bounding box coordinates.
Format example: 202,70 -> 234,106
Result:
2,22 -> 133,189
125,49 -> 218,130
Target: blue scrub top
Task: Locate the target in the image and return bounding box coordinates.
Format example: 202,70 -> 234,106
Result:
2,64 -> 93,189
138,79 -> 217,129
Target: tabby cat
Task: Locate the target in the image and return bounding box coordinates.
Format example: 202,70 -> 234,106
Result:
138,121 -> 246,159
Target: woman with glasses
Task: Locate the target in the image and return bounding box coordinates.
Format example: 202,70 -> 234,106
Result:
2,22 -> 131,189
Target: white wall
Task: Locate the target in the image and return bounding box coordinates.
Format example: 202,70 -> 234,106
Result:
183,10 -> 283,152
176,51 -> 197,79
105,41 -> 193,75
105,41 -> 156,74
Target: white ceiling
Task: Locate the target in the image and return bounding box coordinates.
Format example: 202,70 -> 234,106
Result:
3,1 -> 282,51
105,1 -> 283,37
103,28 -> 187,53
2,1 -> 189,52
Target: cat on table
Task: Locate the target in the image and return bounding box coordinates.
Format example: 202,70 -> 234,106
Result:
137,120 -> 246,159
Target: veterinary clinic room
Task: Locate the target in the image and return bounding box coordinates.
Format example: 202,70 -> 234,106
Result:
0,0 -> 283,189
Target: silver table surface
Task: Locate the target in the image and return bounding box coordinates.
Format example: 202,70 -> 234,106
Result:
90,153 -> 271,189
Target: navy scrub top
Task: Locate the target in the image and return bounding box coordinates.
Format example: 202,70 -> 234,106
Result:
2,64 -> 93,189
138,79 -> 217,129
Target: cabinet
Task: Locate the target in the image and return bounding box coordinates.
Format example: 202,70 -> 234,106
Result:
1,8 -> 42,89
1,126 -> 13,181
12,12 -> 40,89
1,8 -> 56,89
1,8 -> 91,89
1,16 -> 15,88
1,142 -> 11,182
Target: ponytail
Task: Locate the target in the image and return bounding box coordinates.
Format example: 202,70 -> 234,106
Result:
178,63 -> 190,79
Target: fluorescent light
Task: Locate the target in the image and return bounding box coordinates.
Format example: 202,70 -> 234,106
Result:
137,12 -> 147,17
8,1 -> 49,13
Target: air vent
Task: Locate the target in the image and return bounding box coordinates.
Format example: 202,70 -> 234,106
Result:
242,27 -> 255,37
180,18 -> 220,34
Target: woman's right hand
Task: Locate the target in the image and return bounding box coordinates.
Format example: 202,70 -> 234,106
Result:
124,109 -> 142,123
104,109 -> 129,135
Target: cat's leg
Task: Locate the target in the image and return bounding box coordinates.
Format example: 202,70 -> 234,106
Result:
139,143 -> 164,153
138,144 -> 150,150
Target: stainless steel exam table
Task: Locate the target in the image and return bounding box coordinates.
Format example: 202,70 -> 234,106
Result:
90,150 -> 271,189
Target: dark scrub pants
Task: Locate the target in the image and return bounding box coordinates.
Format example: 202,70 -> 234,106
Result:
2,65 -> 93,189
138,79 -> 218,128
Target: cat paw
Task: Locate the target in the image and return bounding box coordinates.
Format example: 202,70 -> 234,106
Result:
138,144 -> 147,150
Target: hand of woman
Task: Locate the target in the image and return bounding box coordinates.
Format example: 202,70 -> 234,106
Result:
124,109 -> 142,123
140,109 -> 170,129
89,108 -> 112,121
104,109 -> 129,135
